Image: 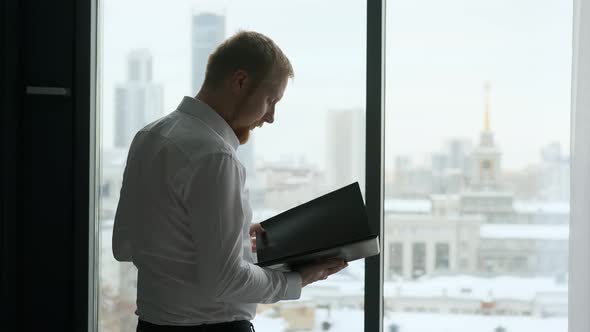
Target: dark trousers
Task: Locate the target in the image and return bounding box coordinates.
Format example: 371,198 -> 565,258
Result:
136,319 -> 255,332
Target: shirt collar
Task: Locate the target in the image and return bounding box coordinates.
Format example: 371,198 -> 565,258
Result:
176,96 -> 240,151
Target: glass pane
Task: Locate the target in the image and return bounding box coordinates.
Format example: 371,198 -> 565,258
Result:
97,1 -> 366,331
384,0 -> 571,331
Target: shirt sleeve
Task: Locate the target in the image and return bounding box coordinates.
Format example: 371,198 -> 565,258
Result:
182,152 -> 302,304
112,148 -> 135,262
112,133 -> 145,262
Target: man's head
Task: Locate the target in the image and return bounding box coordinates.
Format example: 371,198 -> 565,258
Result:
197,31 -> 294,144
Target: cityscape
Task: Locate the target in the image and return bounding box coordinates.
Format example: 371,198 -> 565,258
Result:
98,5 -> 570,332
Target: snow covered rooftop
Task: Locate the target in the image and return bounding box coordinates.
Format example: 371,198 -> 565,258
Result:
461,191 -> 514,197
383,275 -> 567,301
254,307 -> 567,332
480,224 -> 569,240
513,201 -> 570,215
384,199 -> 432,214
308,274 -> 567,303
328,309 -> 565,332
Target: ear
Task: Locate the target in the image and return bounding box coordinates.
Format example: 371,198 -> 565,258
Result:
230,69 -> 249,96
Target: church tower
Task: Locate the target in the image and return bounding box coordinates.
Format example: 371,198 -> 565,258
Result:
471,81 -> 502,189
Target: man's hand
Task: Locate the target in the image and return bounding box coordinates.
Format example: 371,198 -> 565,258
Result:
249,223 -> 265,253
292,258 -> 348,287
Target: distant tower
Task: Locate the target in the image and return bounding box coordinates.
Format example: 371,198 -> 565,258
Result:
114,49 -> 163,149
326,109 -> 365,191
471,81 -> 501,189
540,142 -> 570,201
191,13 -> 225,93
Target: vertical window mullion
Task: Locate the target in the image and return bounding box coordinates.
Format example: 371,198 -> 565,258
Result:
365,0 -> 386,331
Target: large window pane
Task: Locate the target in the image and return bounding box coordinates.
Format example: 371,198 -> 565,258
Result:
384,0 -> 571,331
97,1 -> 366,331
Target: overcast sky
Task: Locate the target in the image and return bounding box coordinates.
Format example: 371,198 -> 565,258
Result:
100,0 -> 572,171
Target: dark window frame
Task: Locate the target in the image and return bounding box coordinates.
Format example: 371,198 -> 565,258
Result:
365,0 -> 386,331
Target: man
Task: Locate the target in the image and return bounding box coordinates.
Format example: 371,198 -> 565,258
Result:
112,31 -> 348,332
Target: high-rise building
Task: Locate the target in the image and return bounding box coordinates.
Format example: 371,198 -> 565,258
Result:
431,139 -> 472,194
191,13 -> 225,93
114,49 -> 163,149
446,138 -> 472,176
431,152 -> 449,194
540,142 -> 570,201
326,109 -> 365,191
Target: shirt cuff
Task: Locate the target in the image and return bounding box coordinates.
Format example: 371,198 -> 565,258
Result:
282,272 -> 302,300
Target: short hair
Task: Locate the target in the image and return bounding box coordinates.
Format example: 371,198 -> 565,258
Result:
203,30 -> 294,90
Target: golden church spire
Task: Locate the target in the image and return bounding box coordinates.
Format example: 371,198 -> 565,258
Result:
484,81 -> 491,131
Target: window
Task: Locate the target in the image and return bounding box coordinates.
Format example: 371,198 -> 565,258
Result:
97,1 -> 366,331
435,243 -> 450,270
384,0 -> 571,330
411,242 -> 426,279
387,242 -> 404,278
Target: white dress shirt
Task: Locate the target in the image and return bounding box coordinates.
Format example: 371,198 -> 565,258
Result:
112,96 -> 302,326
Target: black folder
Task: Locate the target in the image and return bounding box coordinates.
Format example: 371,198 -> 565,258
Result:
255,182 -> 380,271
